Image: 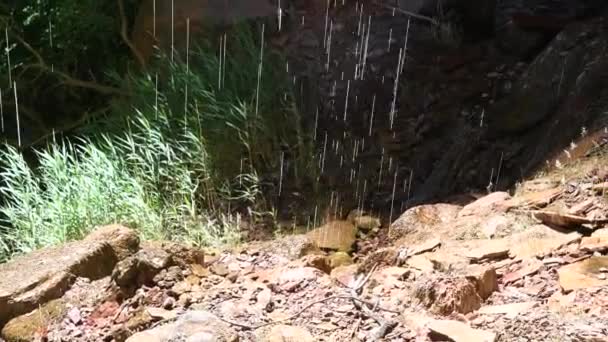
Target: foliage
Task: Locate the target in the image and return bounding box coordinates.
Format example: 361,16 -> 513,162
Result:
0,0 -> 137,142
0,22 -> 313,262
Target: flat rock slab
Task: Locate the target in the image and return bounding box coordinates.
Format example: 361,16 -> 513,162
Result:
427,319 -> 496,342
0,225 -> 138,326
558,256 -> 608,292
477,302 -> 537,318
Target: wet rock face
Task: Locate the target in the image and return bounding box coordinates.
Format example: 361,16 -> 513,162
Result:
131,0 -> 277,66
494,0 -> 608,58
282,0 -> 608,213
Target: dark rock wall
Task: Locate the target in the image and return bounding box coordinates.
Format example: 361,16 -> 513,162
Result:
282,0 -> 608,219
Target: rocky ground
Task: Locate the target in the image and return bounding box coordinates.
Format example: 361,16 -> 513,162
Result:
2,153 -> 608,341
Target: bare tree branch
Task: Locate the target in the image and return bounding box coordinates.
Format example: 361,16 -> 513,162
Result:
9,28 -> 130,96
118,0 -> 146,68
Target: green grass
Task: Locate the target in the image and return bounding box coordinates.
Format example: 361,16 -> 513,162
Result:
0,23 -> 313,262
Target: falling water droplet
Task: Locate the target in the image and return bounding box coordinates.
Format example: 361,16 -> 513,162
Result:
13,82 -> 20,147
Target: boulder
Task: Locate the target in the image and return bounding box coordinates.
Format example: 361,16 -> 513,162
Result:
307,220 -> 358,252
461,265 -> 498,300
1,299 -> 66,342
458,192 -> 511,218
413,275 -> 482,315
389,203 -> 462,242
111,243 -> 172,288
126,310 -> 237,342
84,224 -> 140,260
0,225 -> 138,326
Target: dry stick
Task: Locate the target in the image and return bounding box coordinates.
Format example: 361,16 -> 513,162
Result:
118,0 -> 145,68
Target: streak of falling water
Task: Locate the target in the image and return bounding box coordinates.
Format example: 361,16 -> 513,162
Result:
184,18 -> 190,134
222,33 -> 227,89
171,0 -> 175,63
343,80 -> 350,121
239,159 -> 244,187
153,0 -> 156,37
255,24 -> 265,116
368,94 -> 376,136
334,193 -> 340,219
323,0 -> 330,49
406,169 -> 413,204
390,48 -> 404,130
0,88 -> 3,132
314,107 -> 319,141
357,3 -> 364,37
218,35 -> 223,89
495,152 -> 504,192
354,171 -> 360,200
388,28 -> 393,52
13,82 -> 20,147
48,18 -> 54,71
277,0 -> 282,31
5,27 -> 12,87
279,151 -> 285,196
326,21 -> 333,71
378,148 -> 385,188
313,205 -> 319,229
400,18 -> 411,75
155,73 -> 159,119
389,167 -> 398,223
359,179 -> 368,213
360,16 -> 371,80
321,132 -> 328,173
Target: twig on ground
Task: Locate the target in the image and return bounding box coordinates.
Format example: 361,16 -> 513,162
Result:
348,263 -> 397,341
218,294 -> 398,330
217,263 -> 397,337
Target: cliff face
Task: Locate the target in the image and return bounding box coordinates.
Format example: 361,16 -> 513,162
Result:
279,0 -> 608,216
